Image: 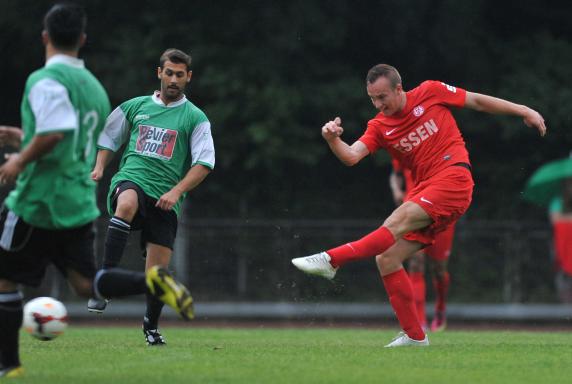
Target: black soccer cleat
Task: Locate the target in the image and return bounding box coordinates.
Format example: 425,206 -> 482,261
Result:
87,298 -> 109,313
143,327 -> 166,346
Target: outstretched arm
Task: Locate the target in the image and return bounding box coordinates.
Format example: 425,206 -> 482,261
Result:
322,117 -> 370,166
464,92 -> 546,136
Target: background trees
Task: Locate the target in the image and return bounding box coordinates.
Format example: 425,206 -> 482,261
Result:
1,0 -> 571,221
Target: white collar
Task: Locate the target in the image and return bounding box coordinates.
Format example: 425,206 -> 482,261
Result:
152,91 -> 187,108
45,54 -> 85,69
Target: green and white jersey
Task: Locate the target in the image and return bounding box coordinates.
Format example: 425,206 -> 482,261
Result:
98,91 -> 215,216
5,55 -> 111,229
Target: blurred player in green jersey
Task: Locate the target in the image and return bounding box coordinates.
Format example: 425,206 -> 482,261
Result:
0,5 -> 193,377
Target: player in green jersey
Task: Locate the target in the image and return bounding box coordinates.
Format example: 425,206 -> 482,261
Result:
0,5 -> 193,377
87,48 -> 215,345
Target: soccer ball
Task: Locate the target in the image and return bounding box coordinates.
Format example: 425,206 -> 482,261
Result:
23,297 -> 68,341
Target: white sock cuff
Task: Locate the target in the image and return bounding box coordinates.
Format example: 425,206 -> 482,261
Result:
0,291 -> 23,302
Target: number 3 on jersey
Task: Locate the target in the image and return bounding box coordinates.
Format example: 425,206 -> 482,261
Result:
83,110 -> 99,159
72,109 -> 99,161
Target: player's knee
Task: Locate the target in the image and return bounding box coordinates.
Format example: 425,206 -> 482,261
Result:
382,218 -> 405,240
376,252 -> 400,274
384,202 -> 432,237
375,253 -> 383,267
115,199 -> 138,219
383,210 -> 415,238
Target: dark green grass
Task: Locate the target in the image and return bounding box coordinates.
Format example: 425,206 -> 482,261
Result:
16,326 -> 572,383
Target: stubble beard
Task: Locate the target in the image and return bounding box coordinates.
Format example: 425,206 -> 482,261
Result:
163,86 -> 183,102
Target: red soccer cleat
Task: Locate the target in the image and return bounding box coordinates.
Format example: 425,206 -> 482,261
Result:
430,310 -> 447,332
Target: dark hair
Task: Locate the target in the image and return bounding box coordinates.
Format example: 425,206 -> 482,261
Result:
43,3 -> 86,50
366,64 -> 402,88
159,49 -> 192,71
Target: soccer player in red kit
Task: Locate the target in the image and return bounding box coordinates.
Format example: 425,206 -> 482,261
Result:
292,64 -> 546,347
390,158 -> 455,332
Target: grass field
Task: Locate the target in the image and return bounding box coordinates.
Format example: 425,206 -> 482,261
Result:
15,326 -> 572,383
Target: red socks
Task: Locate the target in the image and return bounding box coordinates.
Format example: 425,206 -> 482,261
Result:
409,272 -> 427,327
326,226 -> 395,267
324,226 -> 425,340
433,272 -> 450,312
382,269 -> 425,341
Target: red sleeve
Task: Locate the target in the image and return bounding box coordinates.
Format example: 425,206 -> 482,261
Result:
358,120 -> 384,154
423,80 -> 466,108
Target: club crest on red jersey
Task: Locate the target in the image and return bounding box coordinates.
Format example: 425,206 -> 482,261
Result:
413,105 -> 425,117
136,125 -> 178,160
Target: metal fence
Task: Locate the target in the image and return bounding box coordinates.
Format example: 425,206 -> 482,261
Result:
32,215 -> 559,307
174,217 -> 557,304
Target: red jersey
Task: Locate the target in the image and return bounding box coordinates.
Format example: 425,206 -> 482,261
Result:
360,80 -> 470,185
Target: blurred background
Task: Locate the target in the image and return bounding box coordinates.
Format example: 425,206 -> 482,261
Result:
1,0 -> 571,322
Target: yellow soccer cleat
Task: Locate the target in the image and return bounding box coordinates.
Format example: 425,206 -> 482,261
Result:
0,366 -> 24,378
146,266 -> 194,320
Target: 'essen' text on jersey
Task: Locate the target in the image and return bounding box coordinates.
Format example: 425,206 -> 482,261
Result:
392,119 -> 439,153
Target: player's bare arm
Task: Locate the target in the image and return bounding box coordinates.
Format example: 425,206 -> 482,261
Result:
0,133 -> 63,184
389,171 -> 405,205
0,126 -> 23,148
322,117 -> 369,166
155,164 -> 212,211
464,92 -> 547,136
91,149 -> 115,181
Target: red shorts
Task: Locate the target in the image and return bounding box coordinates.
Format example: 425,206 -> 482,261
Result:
424,224 -> 455,261
553,220 -> 572,275
403,165 -> 473,246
